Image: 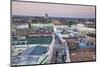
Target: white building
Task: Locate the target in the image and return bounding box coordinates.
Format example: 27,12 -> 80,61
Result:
16,23 -> 29,29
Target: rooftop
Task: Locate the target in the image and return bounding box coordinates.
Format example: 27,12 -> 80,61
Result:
87,33 -> 96,38
69,48 -> 96,62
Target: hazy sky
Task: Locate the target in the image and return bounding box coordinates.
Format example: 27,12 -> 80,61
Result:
12,1 -> 95,18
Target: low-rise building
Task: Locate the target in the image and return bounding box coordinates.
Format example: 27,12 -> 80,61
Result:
86,33 -> 96,45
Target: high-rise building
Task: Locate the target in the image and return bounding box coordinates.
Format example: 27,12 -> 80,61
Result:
44,13 -> 48,23
29,19 -> 32,28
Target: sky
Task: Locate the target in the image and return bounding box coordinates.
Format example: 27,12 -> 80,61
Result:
12,1 -> 95,18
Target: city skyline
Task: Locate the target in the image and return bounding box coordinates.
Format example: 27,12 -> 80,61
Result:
12,1 -> 95,18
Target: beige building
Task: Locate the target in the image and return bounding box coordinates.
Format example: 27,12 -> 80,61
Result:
52,19 -> 61,25
86,33 -> 96,45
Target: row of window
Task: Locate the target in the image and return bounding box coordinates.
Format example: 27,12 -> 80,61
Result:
12,41 -> 33,45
